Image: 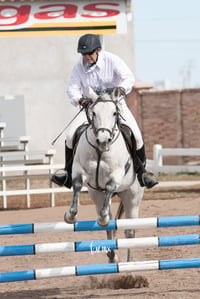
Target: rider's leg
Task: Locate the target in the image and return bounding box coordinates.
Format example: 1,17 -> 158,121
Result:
135,144 -> 158,188
51,109 -> 87,189
118,98 -> 158,189
51,142 -> 73,188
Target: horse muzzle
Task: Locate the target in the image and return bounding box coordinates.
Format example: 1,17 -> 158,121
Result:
96,128 -> 112,152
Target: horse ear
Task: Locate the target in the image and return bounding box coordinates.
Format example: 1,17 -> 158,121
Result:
111,87 -> 121,101
88,87 -> 98,102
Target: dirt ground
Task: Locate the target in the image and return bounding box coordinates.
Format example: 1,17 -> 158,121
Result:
0,188 -> 200,299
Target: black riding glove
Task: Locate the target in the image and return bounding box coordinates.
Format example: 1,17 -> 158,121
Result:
79,97 -> 92,108
118,87 -> 126,97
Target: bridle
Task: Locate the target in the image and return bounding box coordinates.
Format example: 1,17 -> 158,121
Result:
84,97 -> 129,191
86,97 -> 121,147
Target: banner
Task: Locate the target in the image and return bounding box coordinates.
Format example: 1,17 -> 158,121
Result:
0,1 -> 127,37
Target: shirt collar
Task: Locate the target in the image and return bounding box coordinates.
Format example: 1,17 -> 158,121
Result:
96,50 -> 103,69
81,51 -> 103,73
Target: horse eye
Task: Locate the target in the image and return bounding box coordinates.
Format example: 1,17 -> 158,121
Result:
113,112 -> 117,116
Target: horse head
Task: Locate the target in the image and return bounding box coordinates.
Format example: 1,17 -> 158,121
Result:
87,87 -> 121,152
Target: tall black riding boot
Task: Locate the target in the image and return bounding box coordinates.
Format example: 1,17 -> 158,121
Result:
51,143 -> 73,189
135,145 -> 158,189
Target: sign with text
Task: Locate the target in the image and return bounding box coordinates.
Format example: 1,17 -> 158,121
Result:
0,1 -> 127,37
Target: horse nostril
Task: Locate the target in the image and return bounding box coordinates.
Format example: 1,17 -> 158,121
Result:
96,139 -> 100,145
108,138 -> 112,143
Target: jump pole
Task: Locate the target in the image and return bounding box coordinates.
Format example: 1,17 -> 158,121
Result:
0,215 -> 199,235
0,234 -> 199,257
1,258 -> 200,283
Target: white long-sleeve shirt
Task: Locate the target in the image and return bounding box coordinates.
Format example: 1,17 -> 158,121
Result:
67,50 -> 135,107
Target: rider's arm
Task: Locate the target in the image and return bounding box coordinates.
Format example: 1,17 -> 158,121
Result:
112,54 -> 135,95
67,64 -> 83,107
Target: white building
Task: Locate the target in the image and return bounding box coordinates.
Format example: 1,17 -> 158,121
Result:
0,0 -> 135,162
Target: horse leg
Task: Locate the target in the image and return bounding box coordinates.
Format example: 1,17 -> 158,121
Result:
114,198 -> 135,261
120,187 -> 143,262
88,189 -> 118,263
124,196 -> 138,262
125,229 -> 135,262
124,201 -> 139,262
106,210 -> 119,263
98,179 -> 117,227
64,175 -> 82,223
106,231 -> 119,263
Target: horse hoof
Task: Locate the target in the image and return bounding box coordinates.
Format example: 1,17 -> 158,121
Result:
64,211 -> 77,224
108,254 -> 119,264
107,250 -> 119,263
97,215 -> 110,227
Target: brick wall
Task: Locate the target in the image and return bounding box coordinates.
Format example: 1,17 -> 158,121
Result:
181,89 -> 200,148
127,88 -> 200,163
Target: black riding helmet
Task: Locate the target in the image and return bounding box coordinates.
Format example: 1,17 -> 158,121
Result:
77,34 -> 101,54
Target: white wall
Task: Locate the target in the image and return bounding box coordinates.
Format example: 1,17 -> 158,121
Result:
0,22 -> 134,163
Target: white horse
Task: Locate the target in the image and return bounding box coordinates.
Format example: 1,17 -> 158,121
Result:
65,87 -> 144,262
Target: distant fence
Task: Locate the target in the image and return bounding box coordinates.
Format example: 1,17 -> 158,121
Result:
1,142 -> 200,210
0,162 -> 68,209
151,144 -> 200,174
0,123 -> 69,209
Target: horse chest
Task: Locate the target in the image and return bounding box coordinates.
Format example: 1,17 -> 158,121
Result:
86,159 -> 110,175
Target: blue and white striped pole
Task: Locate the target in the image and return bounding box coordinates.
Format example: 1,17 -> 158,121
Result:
1,258 -> 200,283
0,215 -> 199,235
0,234 -> 199,256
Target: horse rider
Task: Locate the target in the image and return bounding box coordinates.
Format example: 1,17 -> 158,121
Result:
51,33 -> 158,189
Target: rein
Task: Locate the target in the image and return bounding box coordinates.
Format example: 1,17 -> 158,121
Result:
85,128 -> 122,192
84,98 -> 130,191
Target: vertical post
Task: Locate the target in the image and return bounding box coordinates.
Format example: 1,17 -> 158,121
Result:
0,123 -> 6,147
153,144 -> 163,174
19,136 -> 30,151
45,150 -> 56,207
2,169 -> 7,209
23,140 -> 30,208
0,123 -> 7,209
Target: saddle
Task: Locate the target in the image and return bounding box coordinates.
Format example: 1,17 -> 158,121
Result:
72,123 -> 136,159
119,123 -> 137,157
72,123 -> 89,150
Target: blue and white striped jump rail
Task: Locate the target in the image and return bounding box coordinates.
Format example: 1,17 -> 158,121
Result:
0,234 -> 199,257
0,215 -> 199,235
1,258 -> 200,283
